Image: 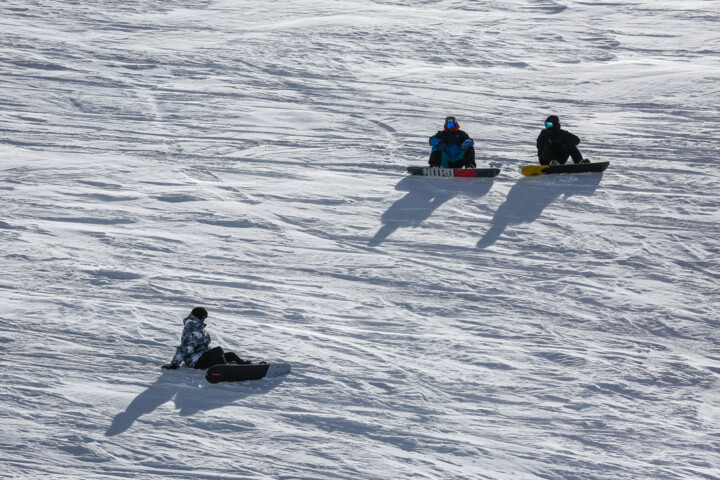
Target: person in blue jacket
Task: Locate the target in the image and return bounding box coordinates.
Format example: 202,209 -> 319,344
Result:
428,116 -> 476,169
162,307 -> 251,370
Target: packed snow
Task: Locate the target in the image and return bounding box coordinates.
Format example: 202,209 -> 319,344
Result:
1,1 -> 719,479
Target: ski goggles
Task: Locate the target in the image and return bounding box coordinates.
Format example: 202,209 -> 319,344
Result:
445,122 -> 457,129
544,121 -> 554,128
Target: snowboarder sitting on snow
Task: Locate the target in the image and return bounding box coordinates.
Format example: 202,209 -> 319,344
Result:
536,115 -> 589,166
428,116 -> 476,169
162,307 -> 251,370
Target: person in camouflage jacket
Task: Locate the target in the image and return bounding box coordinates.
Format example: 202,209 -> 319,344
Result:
162,307 -> 251,370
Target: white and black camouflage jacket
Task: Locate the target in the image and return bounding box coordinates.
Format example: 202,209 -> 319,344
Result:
169,314 -> 211,368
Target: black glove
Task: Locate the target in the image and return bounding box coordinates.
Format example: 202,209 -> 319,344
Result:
259,361 -> 268,365
241,359 -> 252,365
162,363 -> 178,370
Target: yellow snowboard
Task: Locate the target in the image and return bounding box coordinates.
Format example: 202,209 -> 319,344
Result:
521,162 -> 609,177
521,165 -> 548,176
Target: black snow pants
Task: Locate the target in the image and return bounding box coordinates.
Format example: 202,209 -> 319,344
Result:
539,144 -> 583,165
194,346 -> 249,369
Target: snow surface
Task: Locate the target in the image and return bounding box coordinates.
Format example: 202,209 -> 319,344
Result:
1,1 -> 719,479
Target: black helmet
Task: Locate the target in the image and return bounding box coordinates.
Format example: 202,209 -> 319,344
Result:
191,307 -> 208,320
544,115 -> 560,130
444,116 -> 459,131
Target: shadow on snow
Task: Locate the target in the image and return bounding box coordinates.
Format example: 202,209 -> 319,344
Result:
477,172 -> 604,248
106,370 -> 284,436
369,175 -> 495,246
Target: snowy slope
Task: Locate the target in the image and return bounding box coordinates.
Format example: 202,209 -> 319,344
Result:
1,1 -> 719,479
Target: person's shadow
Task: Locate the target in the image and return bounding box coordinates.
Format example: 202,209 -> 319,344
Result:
477,172 -> 604,248
370,175 -> 496,246
106,369 -> 284,436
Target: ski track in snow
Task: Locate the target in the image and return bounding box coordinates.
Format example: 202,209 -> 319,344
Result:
1,1 -> 719,479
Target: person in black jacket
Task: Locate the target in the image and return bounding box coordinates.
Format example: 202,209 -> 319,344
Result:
429,116 -> 476,168
536,115 -> 588,165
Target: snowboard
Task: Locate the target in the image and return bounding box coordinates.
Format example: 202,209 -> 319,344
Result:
407,166 -> 500,178
205,363 -> 291,384
521,161 -> 609,177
